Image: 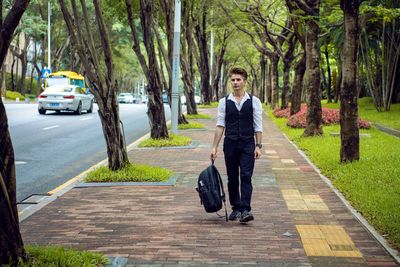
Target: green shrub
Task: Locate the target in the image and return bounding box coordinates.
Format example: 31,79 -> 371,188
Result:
185,113 -> 212,119
138,134 -> 192,147
84,163 -> 172,183
6,90 -> 25,101
6,245 -> 109,267
198,102 -> 219,108
178,121 -> 205,129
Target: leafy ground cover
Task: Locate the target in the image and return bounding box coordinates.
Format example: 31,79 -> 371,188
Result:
6,245 -> 109,267
185,113 -> 212,119
178,121 -> 205,129
138,134 -> 192,147
84,163 -> 172,182
266,107 -> 400,250
322,97 -> 400,130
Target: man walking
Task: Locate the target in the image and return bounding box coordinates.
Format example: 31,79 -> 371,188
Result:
210,67 -> 263,223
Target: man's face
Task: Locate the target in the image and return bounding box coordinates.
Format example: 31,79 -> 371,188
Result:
230,74 -> 246,91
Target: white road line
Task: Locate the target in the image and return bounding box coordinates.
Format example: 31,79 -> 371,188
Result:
43,125 -> 59,131
80,117 -> 93,121
15,161 -> 27,165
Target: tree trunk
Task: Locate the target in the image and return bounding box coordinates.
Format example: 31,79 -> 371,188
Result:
0,1 -> 30,264
1,64 -> 6,97
270,55 -> 279,109
324,46 -> 332,102
334,62 -> 342,103
266,60 -> 272,105
194,0 -> 211,104
260,55 -> 266,103
340,0 -> 360,162
291,54 -> 306,115
303,2 -> 323,136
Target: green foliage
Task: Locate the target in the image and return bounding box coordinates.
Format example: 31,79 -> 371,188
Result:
266,108 -> 400,250
322,97 -> 400,130
178,121 -> 205,130
84,163 -> 172,183
138,134 -> 192,147
9,245 -> 109,267
361,5 -> 400,22
6,91 -> 25,101
185,113 -> 212,119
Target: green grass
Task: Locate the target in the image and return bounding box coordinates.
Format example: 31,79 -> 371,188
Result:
6,90 -> 25,101
198,102 -> 219,108
138,134 -> 192,147
185,113 -> 212,119
266,108 -> 400,250
322,97 -> 400,130
8,245 -> 109,266
84,163 -> 173,182
178,121 -> 205,129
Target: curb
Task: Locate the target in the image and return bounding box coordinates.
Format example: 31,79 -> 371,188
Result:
282,132 -> 400,264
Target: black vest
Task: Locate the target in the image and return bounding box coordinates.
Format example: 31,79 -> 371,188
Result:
225,95 -> 254,140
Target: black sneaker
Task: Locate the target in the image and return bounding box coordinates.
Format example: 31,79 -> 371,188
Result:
240,210 -> 254,223
229,210 -> 241,221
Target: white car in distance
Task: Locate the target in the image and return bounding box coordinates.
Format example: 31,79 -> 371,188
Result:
38,85 -> 94,115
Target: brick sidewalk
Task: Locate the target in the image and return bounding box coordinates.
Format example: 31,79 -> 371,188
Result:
20,108 -> 399,266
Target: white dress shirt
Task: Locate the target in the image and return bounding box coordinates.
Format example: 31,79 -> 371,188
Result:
216,92 -> 263,133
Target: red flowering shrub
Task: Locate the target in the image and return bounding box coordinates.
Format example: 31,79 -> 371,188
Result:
273,108 -> 290,118
275,105 -> 372,129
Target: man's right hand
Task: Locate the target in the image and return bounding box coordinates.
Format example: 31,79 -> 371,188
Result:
210,147 -> 218,161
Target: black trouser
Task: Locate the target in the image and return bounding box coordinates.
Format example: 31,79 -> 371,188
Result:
223,137 -> 255,212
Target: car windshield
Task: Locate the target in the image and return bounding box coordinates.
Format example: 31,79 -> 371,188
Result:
45,86 -> 73,93
47,77 -> 69,87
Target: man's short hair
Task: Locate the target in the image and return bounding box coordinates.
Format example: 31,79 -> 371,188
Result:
229,67 -> 248,80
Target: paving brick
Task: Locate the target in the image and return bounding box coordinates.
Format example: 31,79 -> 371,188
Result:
19,108 -> 398,266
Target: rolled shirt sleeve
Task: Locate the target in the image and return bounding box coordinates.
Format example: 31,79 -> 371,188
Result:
253,97 -> 263,133
216,97 -> 226,127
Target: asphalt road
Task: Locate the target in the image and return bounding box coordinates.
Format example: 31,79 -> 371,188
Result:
5,102 -> 171,202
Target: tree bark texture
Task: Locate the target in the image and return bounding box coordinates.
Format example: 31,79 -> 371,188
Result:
270,55 -> 279,109
303,0 -> 323,136
59,0 -> 129,170
324,46 -> 332,102
282,34 -> 296,109
194,2 -> 211,104
340,0 -> 360,162
125,0 -> 168,139
290,54 -> 306,115
0,1 -> 30,264
180,0 -> 197,114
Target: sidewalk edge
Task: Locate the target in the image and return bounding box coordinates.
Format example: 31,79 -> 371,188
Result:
282,132 -> 400,264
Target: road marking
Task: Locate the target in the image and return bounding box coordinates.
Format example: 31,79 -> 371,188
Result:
80,117 -> 93,121
43,125 -> 59,130
15,161 -> 27,165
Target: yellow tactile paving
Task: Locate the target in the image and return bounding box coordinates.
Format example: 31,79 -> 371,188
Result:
296,225 -> 363,258
281,190 -> 329,211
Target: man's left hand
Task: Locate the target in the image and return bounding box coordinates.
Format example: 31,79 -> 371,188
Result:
254,147 -> 261,159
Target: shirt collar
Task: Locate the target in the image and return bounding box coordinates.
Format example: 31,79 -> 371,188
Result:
227,92 -> 250,102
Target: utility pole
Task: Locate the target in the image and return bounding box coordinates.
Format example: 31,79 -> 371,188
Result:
47,1 -> 51,70
171,0 -> 181,134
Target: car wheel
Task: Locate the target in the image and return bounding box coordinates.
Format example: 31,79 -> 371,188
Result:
75,102 -> 82,115
87,101 -> 93,113
38,109 -> 46,115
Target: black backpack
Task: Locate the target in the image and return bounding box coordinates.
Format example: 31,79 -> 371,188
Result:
196,160 -> 228,221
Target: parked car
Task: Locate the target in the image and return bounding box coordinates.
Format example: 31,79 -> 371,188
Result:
38,85 -> 93,115
118,93 -> 134,104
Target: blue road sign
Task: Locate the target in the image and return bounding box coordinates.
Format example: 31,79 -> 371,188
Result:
41,68 -> 51,78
